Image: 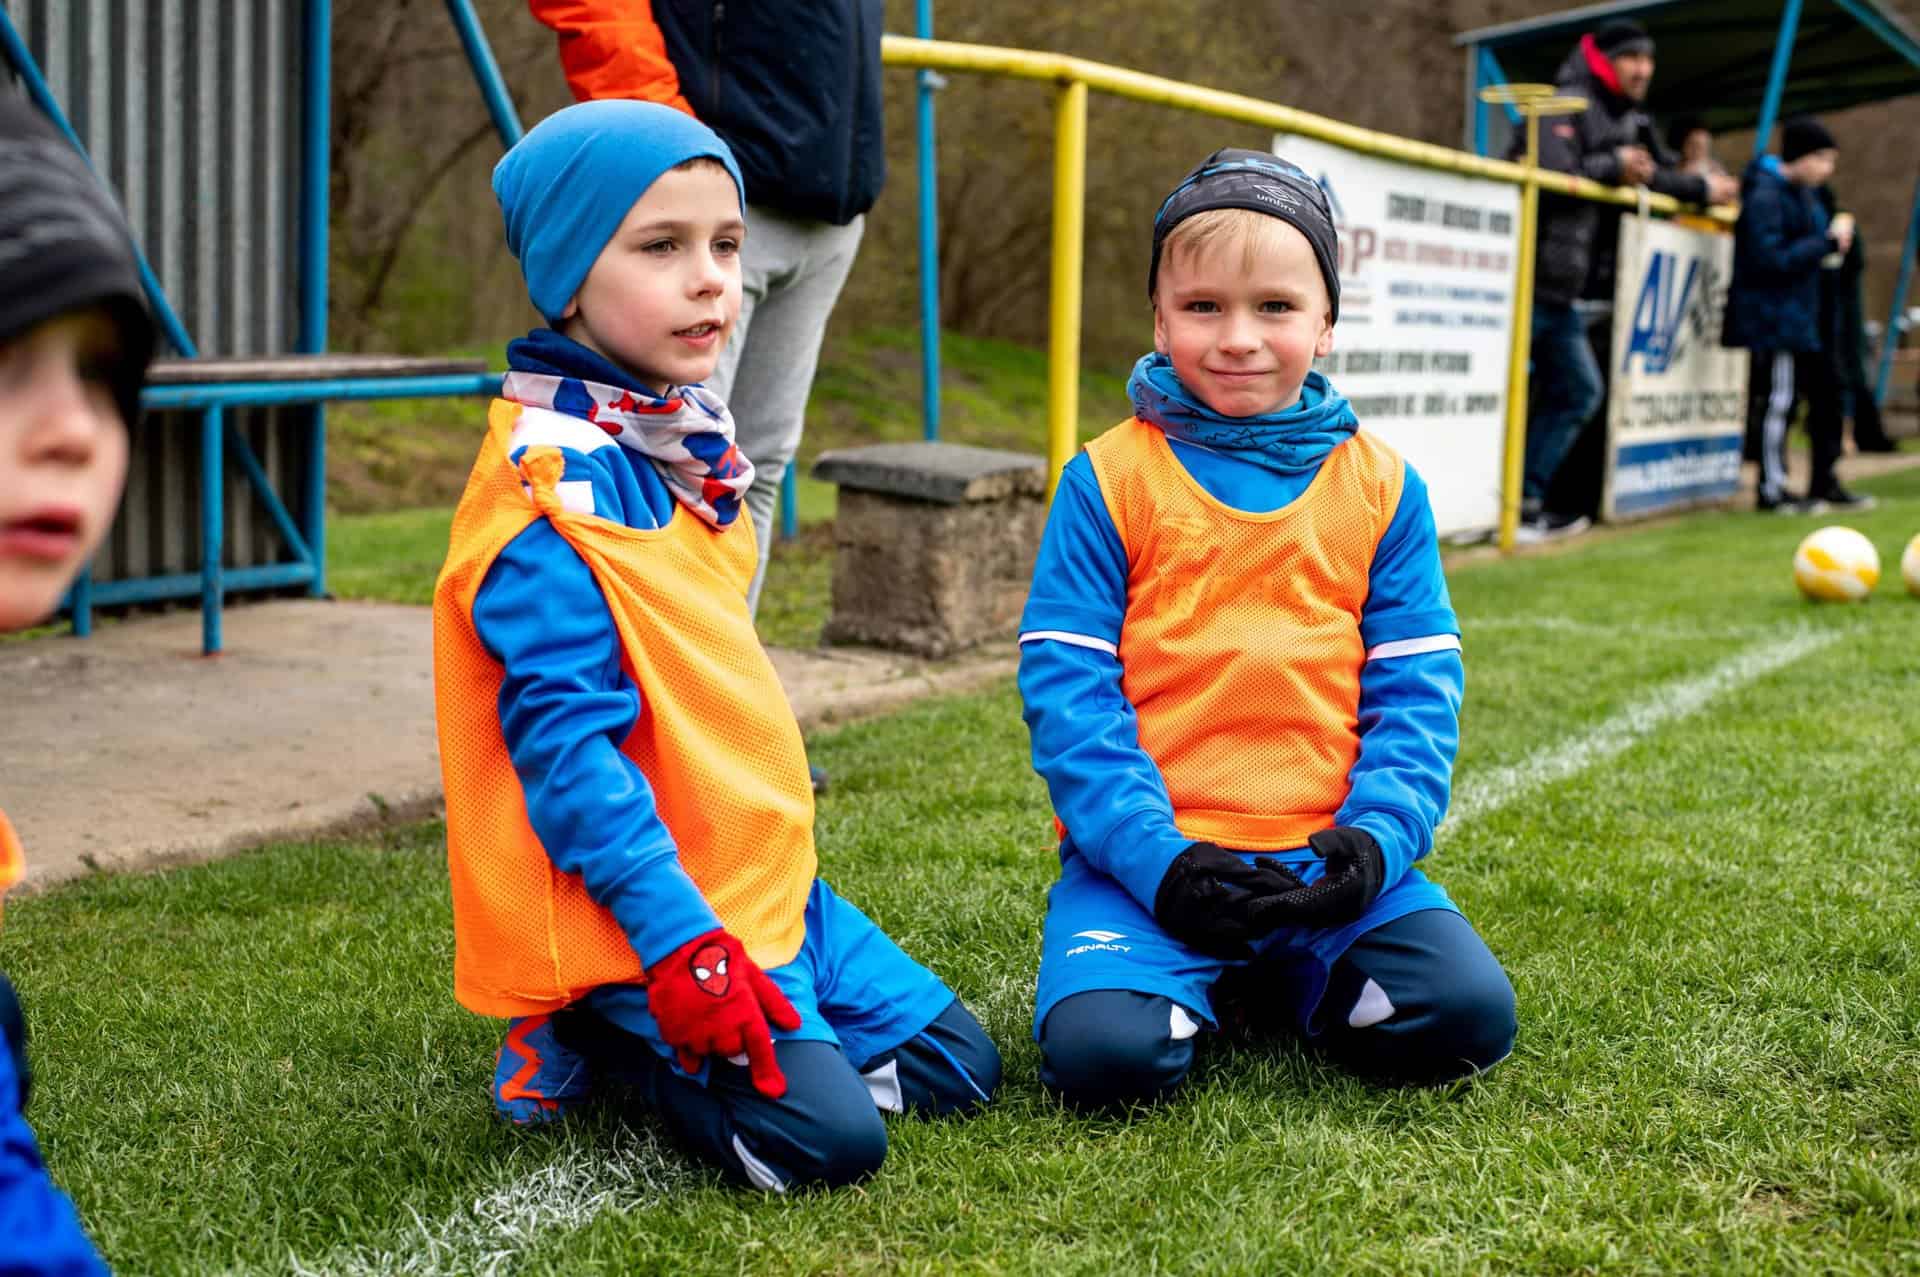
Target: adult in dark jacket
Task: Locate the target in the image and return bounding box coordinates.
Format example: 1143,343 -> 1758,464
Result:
1816,184 -> 1898,452
1723,117 -> 1867,512
530,0 -> 885,611
1508,20 -> 1738,539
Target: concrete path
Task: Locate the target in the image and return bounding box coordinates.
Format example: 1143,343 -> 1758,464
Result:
0,600 -> 1015,891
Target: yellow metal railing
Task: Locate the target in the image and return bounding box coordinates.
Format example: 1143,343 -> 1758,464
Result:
879,35 -> 1732,548
1047,78 -> 1088,492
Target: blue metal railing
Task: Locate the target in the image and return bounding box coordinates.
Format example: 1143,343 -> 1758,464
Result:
444,0 -> 526,148
301,0 -> 333,616
143,373 -> 503,412
201,408 -> 225,651
1751,0 -> 1805,162
1874,173 -> 1920,407
1471,47 -> 1521,158
916,0 -> 943,442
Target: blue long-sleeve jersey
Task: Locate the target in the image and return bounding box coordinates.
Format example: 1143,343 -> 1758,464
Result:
471,421 -> 722,970
1018,437 -> 1463,911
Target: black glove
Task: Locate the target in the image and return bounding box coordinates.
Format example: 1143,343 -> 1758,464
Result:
1267,826 -> 1387,929
0,972 -> 28,1113
1153,842 -> 1305,960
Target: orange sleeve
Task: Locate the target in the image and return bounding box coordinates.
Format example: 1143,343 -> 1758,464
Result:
526,0 -> 695,116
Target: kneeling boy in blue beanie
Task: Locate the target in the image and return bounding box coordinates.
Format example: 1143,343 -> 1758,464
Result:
433,101 -> 999,1190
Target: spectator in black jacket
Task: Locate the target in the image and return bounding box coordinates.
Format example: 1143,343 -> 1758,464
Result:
1723,117 -> 1869,513
1509,20 -> 1739,541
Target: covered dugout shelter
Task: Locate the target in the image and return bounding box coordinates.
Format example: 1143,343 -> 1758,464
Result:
0,0 -> 525,653
1460,0 -> 1920,410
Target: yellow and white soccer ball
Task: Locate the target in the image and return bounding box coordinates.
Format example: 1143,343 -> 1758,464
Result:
1903,532 -> 1920,597
1793,526 -> 1880,602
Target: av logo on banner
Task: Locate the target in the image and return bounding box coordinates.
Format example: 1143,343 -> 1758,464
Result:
1622,247 -> 1727,376
1603,218 -> 1746,521
1624,252 -> 1694,374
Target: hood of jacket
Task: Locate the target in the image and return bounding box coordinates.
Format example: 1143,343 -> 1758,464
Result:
1555,35 -> 1632,113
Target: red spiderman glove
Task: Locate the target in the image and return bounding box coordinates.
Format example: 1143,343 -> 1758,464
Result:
646,928 -> 802,1098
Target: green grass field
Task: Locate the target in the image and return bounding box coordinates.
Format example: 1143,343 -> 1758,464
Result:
9,469 -> 1920,1274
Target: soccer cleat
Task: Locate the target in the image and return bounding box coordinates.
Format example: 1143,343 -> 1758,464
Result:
1813,484 -> 1875,512
493,1014 -> 592,1125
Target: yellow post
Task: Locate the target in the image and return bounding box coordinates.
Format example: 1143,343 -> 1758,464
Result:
1500,116 -> 1542,553
1482,86 -> 1586,551
1046,77 -> 1088,497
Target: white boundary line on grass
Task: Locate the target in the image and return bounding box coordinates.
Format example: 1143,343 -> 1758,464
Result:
277,627 -> 1840,1275
1446,627 -> 1840,827
280,1136 -> 692,1277
1463,614 -> 1797,643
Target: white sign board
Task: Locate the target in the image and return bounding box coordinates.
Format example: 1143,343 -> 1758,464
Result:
1602,216 -> 1747,519
1274,133 -> 1520,537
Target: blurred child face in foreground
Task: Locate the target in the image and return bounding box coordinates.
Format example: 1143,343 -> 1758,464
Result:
0,308 -> 130,631
1152,211 -> 1335,419
559,160 -> 745,393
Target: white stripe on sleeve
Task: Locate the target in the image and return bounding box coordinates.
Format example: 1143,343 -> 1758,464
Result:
1017,630 -> 1119,656
1364,634 -> 1462,661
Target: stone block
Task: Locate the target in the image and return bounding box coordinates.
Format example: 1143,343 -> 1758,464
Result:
811,442 -> 1049,658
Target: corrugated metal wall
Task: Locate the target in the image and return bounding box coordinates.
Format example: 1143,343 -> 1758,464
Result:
2,0 -> 312,585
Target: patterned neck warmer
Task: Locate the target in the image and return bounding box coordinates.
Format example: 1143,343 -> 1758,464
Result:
501,332 -> 753,528
1126,353 -> 1358,475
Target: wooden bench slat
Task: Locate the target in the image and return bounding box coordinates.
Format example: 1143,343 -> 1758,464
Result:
146,354 -> 488,385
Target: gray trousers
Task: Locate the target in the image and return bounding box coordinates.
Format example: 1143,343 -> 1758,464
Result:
708,204 -> 866,614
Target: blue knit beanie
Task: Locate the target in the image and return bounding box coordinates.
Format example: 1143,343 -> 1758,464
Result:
493,100 -> 746,325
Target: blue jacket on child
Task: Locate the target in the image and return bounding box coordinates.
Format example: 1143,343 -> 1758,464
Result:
1723,155 -> 1835,354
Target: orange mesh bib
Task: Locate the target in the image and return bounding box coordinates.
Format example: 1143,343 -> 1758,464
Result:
1084,418 -> 1404,851
0,809 -> 22,921
434,399 -> 816,1017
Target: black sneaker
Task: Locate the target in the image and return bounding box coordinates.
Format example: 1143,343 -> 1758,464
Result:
1757,492 -> 1826,515
1513,510 -> 1591,544
1814,485 -> 1876,512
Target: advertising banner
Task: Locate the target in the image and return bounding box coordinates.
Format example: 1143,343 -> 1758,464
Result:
1274,134 -> 1520,538
1602,215 -> 1747,519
